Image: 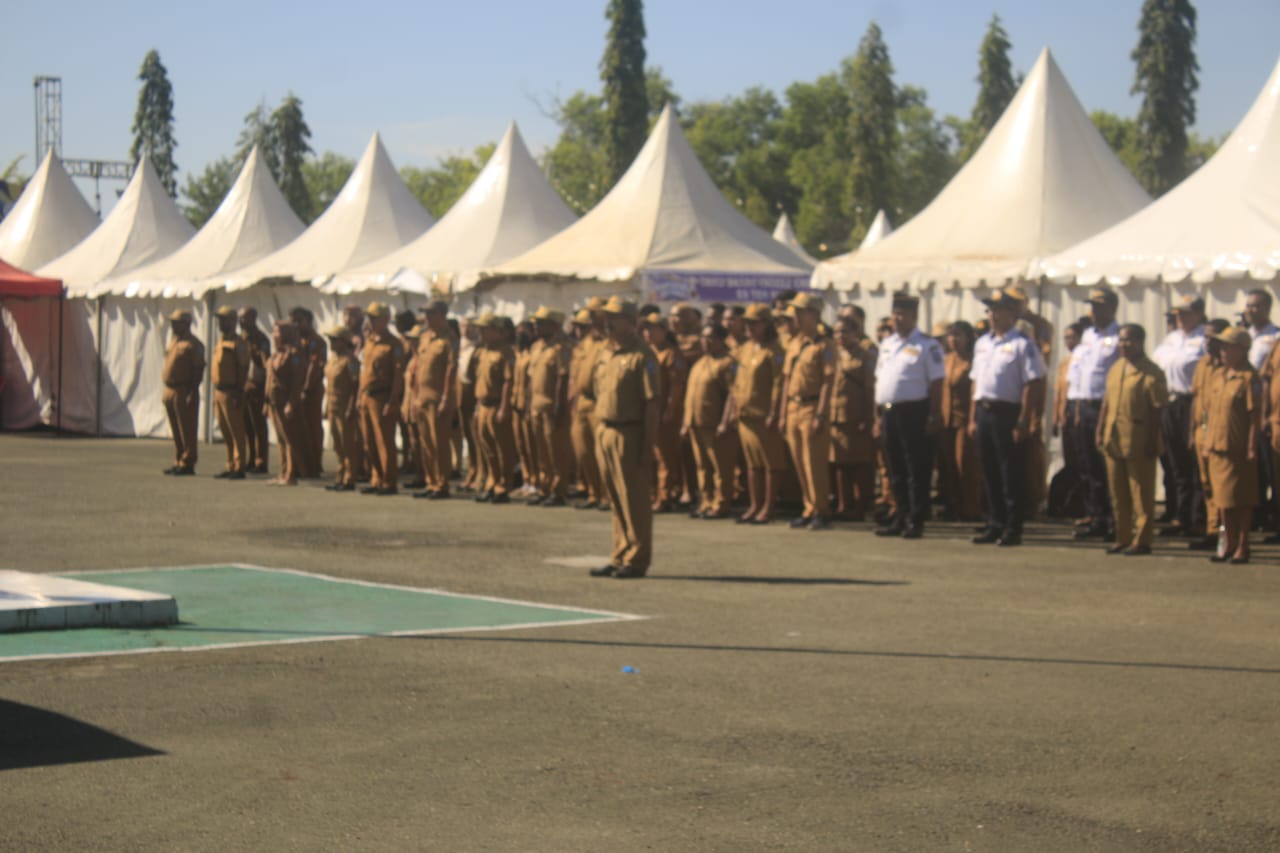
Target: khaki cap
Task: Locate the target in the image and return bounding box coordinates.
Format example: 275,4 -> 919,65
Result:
790,292 -> 824,312
571,309 -> 592,326
1174,294 -> 1205,313
982,288 -> 1021,311
601,296 -> 639,317
1086,288 -> 1118,307
473,312 -> 497,329
585,296 -> 607,311
214,305 -> 237,319
532,306 -> 566,324
671,301 -> 696,314
1004,284 -> 1030,302
744,303 -> 772,322
323,325 -> 352,341
169,309 -> 192,322
1212,327 -> 1251,348
639,307 -> 666,327
366,301 -> 390,318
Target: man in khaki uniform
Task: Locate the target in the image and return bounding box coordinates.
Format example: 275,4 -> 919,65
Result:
569,308 -> 607,509
211,305 -> 250,479
1096,324 -> 1167,555
527,307 -> 574,506
412,301 -> 458,500
238,307 -> 271,473
472,313 -> 517,503
780,293 -> 837,530
400,323 -> 425,488
358,302 -> 405,495
161,309 -> 205,475
323,326 -> 360,491
640,309 -> 687,512
291,307 -> 327,478
588,297 -> 661,579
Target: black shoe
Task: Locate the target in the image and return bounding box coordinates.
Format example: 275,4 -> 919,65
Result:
542,496 -> 566,507
173,467 -> 195,476
325,483 -> 347,492
689,509 -> 706,519
613,567 -> 646,579
360,486 -> 380,495
1106,543 -> 1127,554
875,526 -> 905,537
997,532 -> 1022,547
735,514 -> 754,525
901,525 -> 923,540
972,530 -> 1001,544
412,489 -> 436,499
1209,554 -> 1229,564
808,516 -> 831,531
162,466 -> 179,475
403,479 -> 426,490
789,516 -> 813,529
597,503 -> 612,512
375,488 -> 396,496
589,565 -> 617,578
491,493 -> 511,505
528,494 -> 546,506
574,500 -> 598,510
1262,533 -> 1280,545
214,470 -> 233,479
229,471 -> 246,480
1124,545 -> 1152,556
249,464 -> 269,474
1158,524 -> 1185,538
428,490 -> 451,500
475,491 -> 492,503
1187,536 -> 1218,551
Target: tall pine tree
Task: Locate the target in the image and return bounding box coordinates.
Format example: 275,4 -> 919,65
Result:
600,0 -> 649,185
960,14 -> 1016,163
129,50 -> 179,197
1131,0 -> 1199,195
271,94 -> 313,221
845,23 -> 898,242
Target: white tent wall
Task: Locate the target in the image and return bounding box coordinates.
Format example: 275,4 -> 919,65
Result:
464,279 -> 640,321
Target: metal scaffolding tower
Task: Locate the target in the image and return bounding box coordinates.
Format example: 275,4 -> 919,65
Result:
34,75 -> 135,214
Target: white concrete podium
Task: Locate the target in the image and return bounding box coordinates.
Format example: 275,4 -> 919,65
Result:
0,571 -> 178,632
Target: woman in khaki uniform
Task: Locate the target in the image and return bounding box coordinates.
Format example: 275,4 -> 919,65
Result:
726,304 -> 787,524
323,327 -> 360,491
511,322 -> 538,497
781,294 -> 837,530
472,314 -> 517,503
830,317 -> 876,521
527,307 -> 573,506
1188,319 -> 1231,550
265,321 -> 306,486
569,311 -> 607,509
641,312 -> 687,512
1203,327 -> 1261,563
399,325 -> 424,487
681,325 -> 737,519
1096,324 -> 1167,555
939,321 -> 982,521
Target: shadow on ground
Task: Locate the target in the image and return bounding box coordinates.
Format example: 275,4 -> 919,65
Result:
0,699 -> 165,771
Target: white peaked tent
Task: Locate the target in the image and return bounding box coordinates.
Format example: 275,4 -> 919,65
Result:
329,121 -> 577,296
1041,55 -> 1280,288
98,146 -> 305,298
216,132 -> 435,292
858,210 -> 894,250
813,48 -> 1150,293
772,213 -> 818,265
38,154 -> 196,293
481,105 -> 811,314
0,150 -> 99,271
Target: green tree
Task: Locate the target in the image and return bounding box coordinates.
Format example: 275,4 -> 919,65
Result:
129,50 -> 179,197
1131,0 -> 1199,195
401,143 -> 496,218
271,94 -> 313,220
600,0 -> 649,184
181,157 -> 236,228
778,74 -> 853,255
301,152 -> 355,221
1090,110 -> 1143,178
959,14 -> 1016,163
896,85 -> 956,220
236,102 -> 279,178
844,22 -> 899,242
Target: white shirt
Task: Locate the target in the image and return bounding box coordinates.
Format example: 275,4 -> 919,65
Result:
971,328 -> 1045,404
1066,322 -> 1120,401
1248,322 -> 1279,370
874,327 -> 945,405
1152,325 -> 1206,395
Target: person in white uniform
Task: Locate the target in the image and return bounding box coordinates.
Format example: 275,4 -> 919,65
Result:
1244,289 -> 1279,530
1067,288 -> 1121,540
1152,295 -> 1206,537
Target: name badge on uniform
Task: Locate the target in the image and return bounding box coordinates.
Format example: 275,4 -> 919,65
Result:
903,346 -> 920,359
1103,336 -> 1117,348
1000,343 -> 1015,354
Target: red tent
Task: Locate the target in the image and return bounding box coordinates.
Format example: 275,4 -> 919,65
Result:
0,259 -> 64,430
0,259 -> 62,297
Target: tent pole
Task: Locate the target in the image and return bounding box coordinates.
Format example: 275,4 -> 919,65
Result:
56,291 -> 64,435
204,291 -> 215,445
94,298 -> 103,437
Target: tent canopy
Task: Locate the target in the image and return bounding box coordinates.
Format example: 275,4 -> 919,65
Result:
772,213 -> 818,266
330,122 -> 577,296
38,154 -> 195,295
858,210 -> 894,250
813,48 -> 1150,291
97,146 -> 306,298
1041,55 -> 1280,286
0,151 -> 99,272
486,105 -> 811,288
0,259 -> 61,298
216,133 -> 435,292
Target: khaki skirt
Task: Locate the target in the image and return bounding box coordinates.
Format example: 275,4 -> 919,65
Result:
1207,448 -> 1258,510
738,417 -> 786,471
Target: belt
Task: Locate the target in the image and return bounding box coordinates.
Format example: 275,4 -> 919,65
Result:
1071,399 -> 1102,410
789,395 -> 819,404
1169,392 -> 1193,402
478,397 -> 502,407
877,399 -> 927,414
164,382 -> 196,390
602,419 -> 641,428
363,386 -> 391,397
976,399 -> 1020,411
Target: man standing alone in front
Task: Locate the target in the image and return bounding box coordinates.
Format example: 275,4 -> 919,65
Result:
161,310 -> 205,476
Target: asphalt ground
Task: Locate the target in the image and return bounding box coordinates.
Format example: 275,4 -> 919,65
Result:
2,433 -> 1279,851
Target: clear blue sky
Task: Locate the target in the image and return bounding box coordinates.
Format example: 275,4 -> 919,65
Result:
3,0 -> 1277,212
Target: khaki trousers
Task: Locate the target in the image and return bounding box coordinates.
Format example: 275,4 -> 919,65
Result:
415,405 -> 454,493
162,386 -> 200,468
653,420 -> 683,504
598,422 -> 652,572
1196,436 -> 1218,535
268,404 -> 305,482
243,386 -> 269,469
785,402 -> 831,518
474,405 -> 516,495
360,393 -> 399,491
214,389 -> 248,473
690,425 -> 734,515
328,411 -> 360,486
1105,452 -> 1157,548
571,402 -> 604,502
533,409 -> 572,499
300,388 -> 324,477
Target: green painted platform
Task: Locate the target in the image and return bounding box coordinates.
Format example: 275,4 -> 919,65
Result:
0,565 -> 639,662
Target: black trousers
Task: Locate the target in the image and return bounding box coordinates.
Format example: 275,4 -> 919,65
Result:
1070,400 -> 1112,527
976,401 -> 1025,535
880,400 -> 932,528
1161,395 -> 1202,530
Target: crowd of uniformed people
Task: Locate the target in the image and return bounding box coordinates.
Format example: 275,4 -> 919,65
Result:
158,284 -> 1280,575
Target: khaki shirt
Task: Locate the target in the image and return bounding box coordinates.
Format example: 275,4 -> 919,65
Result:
266,347 -> 304,410
298,331 -> 327,392
590,337 -> 660,424
241,327 -> 270,390
732,339 -> 784,421
653,342 -> 687,422
475,345 -> 515,404
684,352 -> 735,429
941,351 -> 972,429
1206,367 -> 1257,456
211,335 -> 250,390
324,353 -> 359,418
784,332 -> 836,405
1101,356 -> 1167,459
832,345 -> 874,427
360,331 -> 405,404
528,336 -> 572,414
162,335 -> 205,389
414,329 -> 458,408
511,347 -> 533,410
677,333 -> 703,369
